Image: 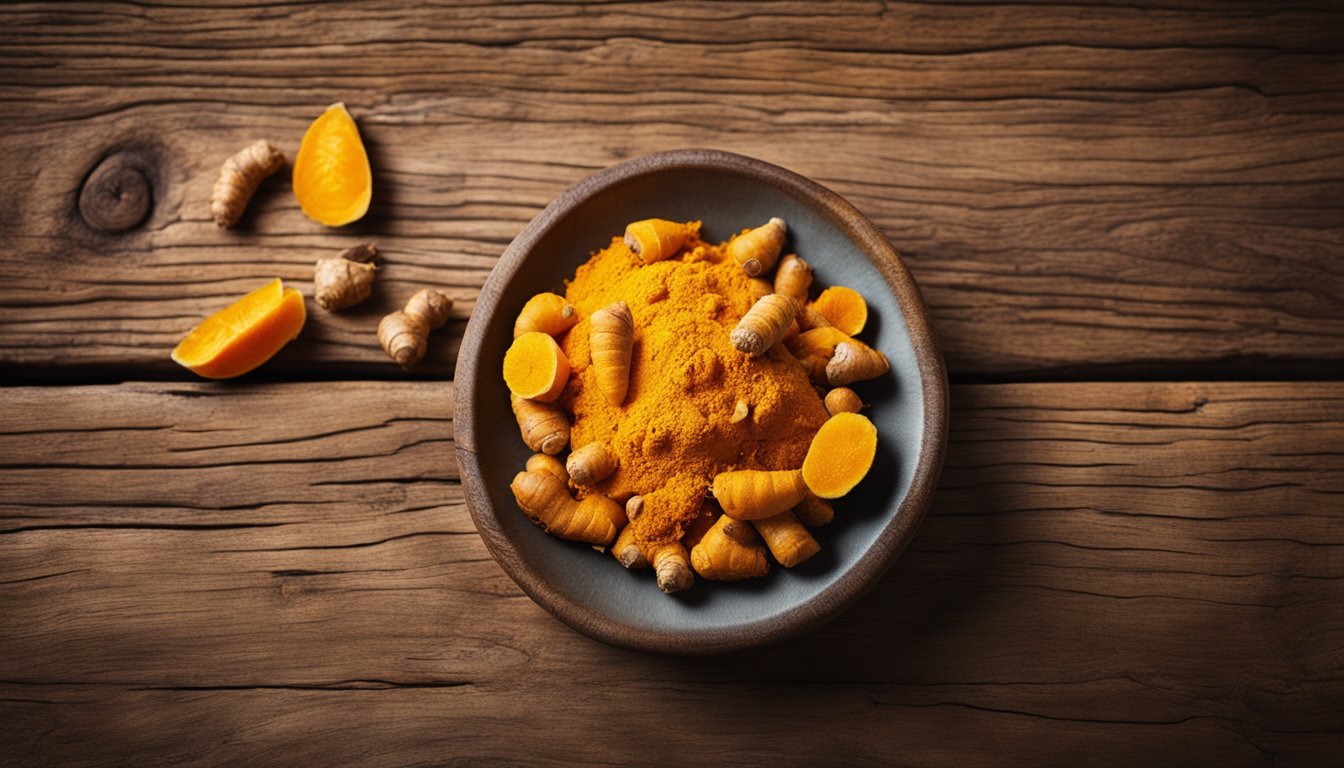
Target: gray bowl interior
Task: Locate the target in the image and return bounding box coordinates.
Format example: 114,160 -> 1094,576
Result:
466,162 -> 926,640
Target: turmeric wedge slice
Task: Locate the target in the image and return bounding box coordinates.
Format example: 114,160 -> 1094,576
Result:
293,102 -> 372,227
171,279 -> 306,379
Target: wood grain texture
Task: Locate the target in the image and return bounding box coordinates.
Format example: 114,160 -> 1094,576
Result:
2,2 -> 1342,378
1,380 -> 1340,766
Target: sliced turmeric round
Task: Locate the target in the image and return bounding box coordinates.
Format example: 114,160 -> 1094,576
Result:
802,412 -> 878,499
171,278 -> 306,379
812,286 -> 868,337
503,331 -> 571,402
292,102 -> 372,227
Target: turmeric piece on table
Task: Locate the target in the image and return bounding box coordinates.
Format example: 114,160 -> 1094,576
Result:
510,470 -> 625,546
514,292 -> 578,339
802,412 -> 878,499
292,102 -> 372,227
378,289 -> 453,367
314,242 -> 377,311
210,140 -> 286,229
504,331 -> 571,402
726,217 -> 787,276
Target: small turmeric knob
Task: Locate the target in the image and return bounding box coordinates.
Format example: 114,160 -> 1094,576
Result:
314,242 -> 377,311
623,218 -> 697,264
727,217 -> 787,277
211,140 -> 286,229
731,294 -> 799,358
378,289 -> 453,367
590,301 -> 634,405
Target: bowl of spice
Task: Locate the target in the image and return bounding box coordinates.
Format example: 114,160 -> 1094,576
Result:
456,149 -> 947,654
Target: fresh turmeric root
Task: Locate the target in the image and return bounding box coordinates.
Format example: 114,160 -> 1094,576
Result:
503,331 -> 571,402
314,242 -> 377,311
378,289 -> 453,367
732,294 -> 799,358
292,103 -> 372,227
803,412 -> 878,499
590,301 -> 634,405
812,286 -> 868,337
510,470 -> 625,546
712,469 -> 808,520
753,510 -> 820,567
613,525 -> 648,569
514,292 -> 578,339
210,140 -> 286,229
690,516 -> 769,580
644,540 -> 693,594
511,393 -> 569,455
794,492 -> 835,527
566,442 -> 617,486
171,278 -> 305,379
824,387 -> 863,416
624,219 -> 698,264
526,452 -> 569,482
788,326 -> 851,383
773,253 -> 813,303
727,217 -> 787,276
826,340 -> 889,387
797,303 -> 833,332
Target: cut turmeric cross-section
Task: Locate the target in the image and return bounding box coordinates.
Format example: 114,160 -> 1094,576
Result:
292,102 -> 372,227
171,278 -> 306,379
503,331 -> 571,402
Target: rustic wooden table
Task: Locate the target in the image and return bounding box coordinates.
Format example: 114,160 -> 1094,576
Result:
2,3 -> 1342,765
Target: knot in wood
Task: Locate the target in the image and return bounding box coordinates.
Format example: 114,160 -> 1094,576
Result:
79,154 -> 152,232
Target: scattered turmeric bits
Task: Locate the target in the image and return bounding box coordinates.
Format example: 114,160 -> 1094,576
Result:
314,242 -> 377,311
378,289 -> 453,367
172,278 -> 305,379
211,140 -> 286,229
293,102 -> 372,227
503,215 -> 891,595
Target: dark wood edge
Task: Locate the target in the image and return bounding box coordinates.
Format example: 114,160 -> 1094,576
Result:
454,149 -> 949,655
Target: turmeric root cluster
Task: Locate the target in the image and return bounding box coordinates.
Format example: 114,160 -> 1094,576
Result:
504,216 -> 889,595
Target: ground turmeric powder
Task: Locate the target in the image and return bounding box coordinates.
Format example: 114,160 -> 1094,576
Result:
559,225 -> 827,553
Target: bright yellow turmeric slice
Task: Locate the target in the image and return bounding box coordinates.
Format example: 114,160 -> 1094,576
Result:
293,102 -> 372,227
171,278 -> 306,379
503,331 -> 571,402
802,412 -> 877,499
812,286 -> 868,337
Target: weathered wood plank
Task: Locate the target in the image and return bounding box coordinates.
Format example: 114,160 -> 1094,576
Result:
0,380 -> 1340,765
1,2 -> 1341,378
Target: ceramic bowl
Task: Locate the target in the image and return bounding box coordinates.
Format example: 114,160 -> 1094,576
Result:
455,149 -> 947,654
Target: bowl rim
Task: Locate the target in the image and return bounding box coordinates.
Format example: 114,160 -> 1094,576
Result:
454,148 -> 948,655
